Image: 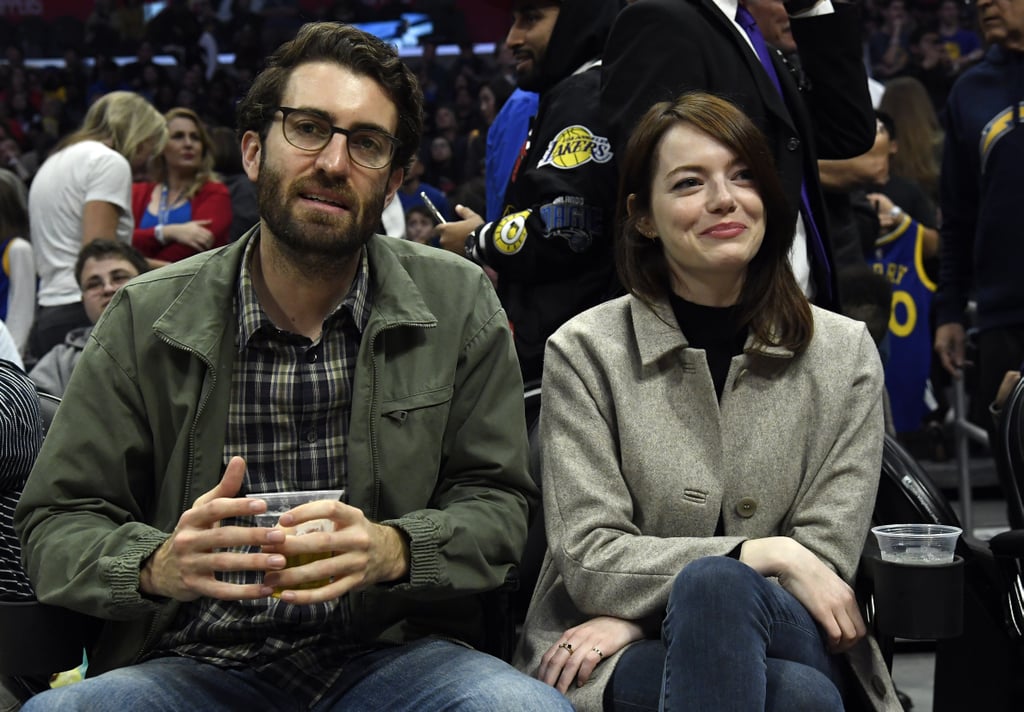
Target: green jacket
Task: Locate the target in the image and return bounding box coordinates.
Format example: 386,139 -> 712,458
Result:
15,231 -> 534,674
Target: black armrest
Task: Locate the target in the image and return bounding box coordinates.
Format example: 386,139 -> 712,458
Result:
988,529 -> 1024,558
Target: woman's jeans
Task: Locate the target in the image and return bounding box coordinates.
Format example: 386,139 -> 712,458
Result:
606,556 -> 844,712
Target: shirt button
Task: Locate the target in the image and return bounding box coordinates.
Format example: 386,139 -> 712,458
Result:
786,136 -> 800,152
305,430 -> 317,443
306,349 -> 318,363
736,497 -> 758,518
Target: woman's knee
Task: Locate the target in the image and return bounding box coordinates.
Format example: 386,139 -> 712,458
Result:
669,555 -> 757,605
765,659 -> 844,712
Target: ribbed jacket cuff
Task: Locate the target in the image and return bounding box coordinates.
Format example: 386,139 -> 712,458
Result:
380,516 -> 443,589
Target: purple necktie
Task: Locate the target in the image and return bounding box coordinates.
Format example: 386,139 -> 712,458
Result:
736,4 -> 833,304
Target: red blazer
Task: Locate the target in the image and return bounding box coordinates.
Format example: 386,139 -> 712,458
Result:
132,180 -> 232,262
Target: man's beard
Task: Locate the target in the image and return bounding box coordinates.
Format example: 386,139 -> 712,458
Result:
257,159 -> 388,276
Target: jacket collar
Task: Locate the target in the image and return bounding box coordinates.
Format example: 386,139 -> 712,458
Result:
152,228 -> 438,364
628,293 -> 795,371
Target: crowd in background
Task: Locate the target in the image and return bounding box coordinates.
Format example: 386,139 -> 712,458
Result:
0,0 -> 993,448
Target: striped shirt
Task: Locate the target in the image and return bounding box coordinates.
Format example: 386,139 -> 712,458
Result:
154,235 -> 373,705
0,359 -> 42,600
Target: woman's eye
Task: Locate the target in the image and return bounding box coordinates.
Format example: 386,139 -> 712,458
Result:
674,178 -> 700,190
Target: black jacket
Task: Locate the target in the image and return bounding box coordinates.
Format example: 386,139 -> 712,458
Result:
470,0 -> 624,381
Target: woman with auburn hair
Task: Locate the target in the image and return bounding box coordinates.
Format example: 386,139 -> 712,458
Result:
514,92 -> 898,711
879,77 -> 943,205
132,107 -> 232,265
28,90 -> 166,359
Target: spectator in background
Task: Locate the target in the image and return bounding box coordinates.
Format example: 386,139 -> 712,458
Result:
879,77 -> 943,206
0,323 -> 22,370
0,169 -> 34,357
132,107 -> 232,265
935,0 -> 1024,441
147,0 -> 203,66
397,153 -> 452,221
484,85 -> 537,222
30,240 -> 148,398
869,0 -> 914,79
209,125 -> 259,241
422,135 -> 459,194
0,359 -> 40,602
404,204 -> 437,245
428,104 -> 468,186
28,91 -> 165,361
937,0 -> 983,77
439,0 -> 623,383
904,23 -> 957,111
464,76 -> 513,183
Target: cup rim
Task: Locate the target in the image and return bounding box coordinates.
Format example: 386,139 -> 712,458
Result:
245,489 -> 345,501
871,523 -> 963,538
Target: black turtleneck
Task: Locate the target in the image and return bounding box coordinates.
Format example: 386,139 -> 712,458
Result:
668,293 -> 748,402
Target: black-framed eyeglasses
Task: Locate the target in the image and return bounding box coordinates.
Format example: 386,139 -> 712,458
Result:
277,106 -> 400,169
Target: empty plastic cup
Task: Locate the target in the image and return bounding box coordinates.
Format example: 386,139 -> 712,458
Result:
871,523 -> 962,565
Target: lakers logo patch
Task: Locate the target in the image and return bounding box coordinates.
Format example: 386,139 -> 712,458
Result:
493,210 -> 531,254
537,125 -> 613,170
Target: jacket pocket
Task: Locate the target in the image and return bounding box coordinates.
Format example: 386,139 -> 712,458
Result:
381,385 -> 454,423
378,386 -> 454,504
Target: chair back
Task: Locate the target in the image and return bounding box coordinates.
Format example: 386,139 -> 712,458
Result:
37,391 -> 61,436
0,391 -> 101,682
994,377 -> 1024,530
875,435 -> 962,529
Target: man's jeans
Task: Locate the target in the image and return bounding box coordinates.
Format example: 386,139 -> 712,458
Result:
21,638 -> 572,711
607,556 -> 844,712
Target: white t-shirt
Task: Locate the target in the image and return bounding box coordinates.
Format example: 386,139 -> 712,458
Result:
3,236 -> 34,353
30,141 -> 134,307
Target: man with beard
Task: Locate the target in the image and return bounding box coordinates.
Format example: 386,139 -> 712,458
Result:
438,0 -> 624,383
14,23 -> 570,712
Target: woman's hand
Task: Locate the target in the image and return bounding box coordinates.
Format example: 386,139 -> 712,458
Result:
740,537 -> 866,653
538,615 -> 644,693
436,204 -> 484,255
165,220 -> 215,251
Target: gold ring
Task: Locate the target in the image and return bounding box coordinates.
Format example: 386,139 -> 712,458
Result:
558,642 -> 574,655
592,647 -> 604,658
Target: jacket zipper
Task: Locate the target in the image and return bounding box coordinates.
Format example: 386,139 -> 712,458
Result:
133,333 -> 217,662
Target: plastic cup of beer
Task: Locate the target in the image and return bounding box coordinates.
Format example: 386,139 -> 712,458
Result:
246,489 -> 344,597
871,523 -> 962,565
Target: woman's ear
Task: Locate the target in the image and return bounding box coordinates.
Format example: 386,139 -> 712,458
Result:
626,193 -> 638,218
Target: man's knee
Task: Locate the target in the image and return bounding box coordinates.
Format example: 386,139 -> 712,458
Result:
447,669 -> 573,711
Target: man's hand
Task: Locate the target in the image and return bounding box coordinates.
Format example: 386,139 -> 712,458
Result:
260,499 -> 411,605
935,322 -> 967,376
436,204 -> 484,255
740,537 -> 866,653
140,456 -> 288,601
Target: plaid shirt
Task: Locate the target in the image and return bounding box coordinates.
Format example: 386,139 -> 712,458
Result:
155,235 -> 374,706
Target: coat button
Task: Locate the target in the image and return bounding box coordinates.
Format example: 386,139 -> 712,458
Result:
736,497 -> 758,518
871,675 -> 887,697
786,136 -> 800,151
